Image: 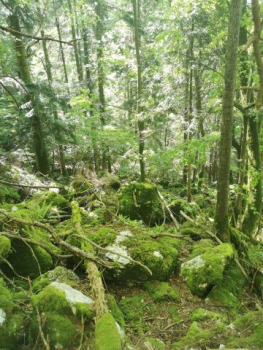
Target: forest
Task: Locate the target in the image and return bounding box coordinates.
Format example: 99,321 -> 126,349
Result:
0,0 -> 262,349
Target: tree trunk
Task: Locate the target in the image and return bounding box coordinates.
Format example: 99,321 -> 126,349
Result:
133,0 -> 146,182
215,0 -> 242,241
9,9 -> 50,175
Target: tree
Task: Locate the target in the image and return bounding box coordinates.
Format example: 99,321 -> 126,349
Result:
215,0 -> 242,241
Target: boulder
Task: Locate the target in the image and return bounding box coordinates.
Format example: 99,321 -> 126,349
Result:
119,182 -> 163,225
181,243 -> 234,297
89,227 -> 179,282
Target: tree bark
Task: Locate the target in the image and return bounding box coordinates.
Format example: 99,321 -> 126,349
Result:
132,0 -> 146,182
215,0 -> 242,241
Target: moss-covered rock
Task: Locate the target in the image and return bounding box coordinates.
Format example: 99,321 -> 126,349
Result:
181,221 -> 204,240
143,337 -> 165,350
71,176 -> 93,193
29,191 -> 70,212
144,281 -> 180,302
102,174 -> 121,190
95,312 -> 122,350
189,239 -> 215,258
2,239 -> 53,278
172,321 -> 213,349
206,264 -> 247,313
181,243 -> 234,297
169,198 -> 198,222
226,311 -> 263,349
32,282 -> 94,320
101,228 -> 179,282
0,278 -> 24,348
32,266 -> 80,292
191,308 -> 227,323
0,236 -> 11,259
119,182 -> 163,225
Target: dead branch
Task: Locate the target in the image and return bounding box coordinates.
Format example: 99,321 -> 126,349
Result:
157,190 -> 180,229
0,179 -> 63,189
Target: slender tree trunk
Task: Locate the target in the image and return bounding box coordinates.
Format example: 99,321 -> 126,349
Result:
9,9 -> 50,175
133,0 -> 146,182
95,0 -> 109,171
215,0 -> 242,241
68,0 -> 83,82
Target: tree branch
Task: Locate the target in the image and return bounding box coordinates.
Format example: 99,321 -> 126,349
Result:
0,25 -> 74,46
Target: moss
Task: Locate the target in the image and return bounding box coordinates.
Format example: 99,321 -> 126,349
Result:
89,227 -> 117,247
190,239 -> 215,258
181,221 -> 204,240
71,177 -> 93,193
191,308 -> 227,323
172,322 -> 213,349
144,281 -> 180,302
124,235 -> 179,282
40,313 -> 76,349
2,239 -> 53,278
102,174 -> 121,190
0,183 -> 20,203
32,284 -> 71,315
207,263 -> 246,313
226,312 -> 263,349
30,191 -> 70,211
143,338 -> 165,350
169,199 -> 198,222
181,243 -> 234,297
119,182 -> 163,225
107,294 -> 125,328
32,266 -> 80,292
119,294 -> 145,334
0,236 -> 11,259
95,312 -> 122,350
0,278 -> 24,348
168,306 -> 181,324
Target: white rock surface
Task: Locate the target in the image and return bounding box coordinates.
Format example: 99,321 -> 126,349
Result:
105,230 -> 133,266
0,309 -> 6,325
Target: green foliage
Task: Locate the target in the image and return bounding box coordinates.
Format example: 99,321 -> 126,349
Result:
144,281 -> 180,302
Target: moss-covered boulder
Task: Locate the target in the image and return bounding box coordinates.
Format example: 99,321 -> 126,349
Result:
31,282 -> 94,349
102,174 -> 121,190
95,312 -> 122,350
0,236 -> 11,260
181,221 -> 204,240
32,266 -> 80,292
206,264 -> 246,313
32,282 -> 94,320
143,338 -> 165,350
169,198 -> 198,222
71,176 -> 93,193
144,281 -> 180,302
1,238 -> 53,278
0,278 -> 24,348
181,243 -> 234,297
93,227 -> 179,282
172,321 -> 214,349
107,294 -> 125,328
119,182 -> 163,225
29,191 -> 70,212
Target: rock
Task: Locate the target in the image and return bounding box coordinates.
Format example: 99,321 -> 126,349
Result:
0,236 -> 11,260
119,182 -> 163,225
143,337 -> 165,350
1,238 -> 53,278
31,282 -> 94,349
181,221 -> 205,240
32,282 -> 94,320
95,312 -> 122,350
181,243 -> 234,297
91,227 -> 179,282
32,266 -> 80,292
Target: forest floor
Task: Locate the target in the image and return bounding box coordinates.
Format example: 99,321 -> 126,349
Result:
0,169 -> 262,350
